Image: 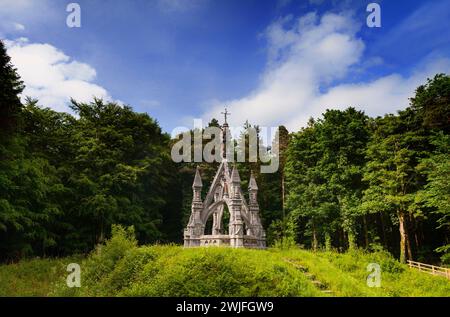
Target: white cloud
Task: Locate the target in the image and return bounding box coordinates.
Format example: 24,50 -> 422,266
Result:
13,23 -> 25,31
201,12 -> 450,131
5,38 -> 110,112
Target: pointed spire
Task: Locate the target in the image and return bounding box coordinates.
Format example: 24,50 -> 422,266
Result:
249,172 -> 258,190
192,166 -> 203,188
231,165 -> 241,183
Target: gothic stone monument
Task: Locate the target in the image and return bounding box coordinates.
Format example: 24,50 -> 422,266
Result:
184,110 -> 266,248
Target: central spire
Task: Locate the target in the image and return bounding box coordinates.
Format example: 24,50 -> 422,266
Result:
221,107 -> 231,160
221,107 -> 231,125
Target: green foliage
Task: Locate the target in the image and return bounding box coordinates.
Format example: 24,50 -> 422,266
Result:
439,249 -> 450,267
121,247 -> 320,297
285,74 -> 450,264
50,227 -> 450,297
1,225 -> 448,298
410,73 -> 450,132
0,40 -> 24,135
283,248 -> 450,297
83,225 -> 137,284
285,108 -> 369,250
273,236 -> 297,250
268,217 -> 297,248
1,94 -> 181,258
52,227 -> 320,297
3,241 -> 449,297
0,255 -> 83,296
417,132 -> 450,253
0,36 -> 184,257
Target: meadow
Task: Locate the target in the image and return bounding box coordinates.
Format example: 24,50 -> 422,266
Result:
1,226 -> 449,297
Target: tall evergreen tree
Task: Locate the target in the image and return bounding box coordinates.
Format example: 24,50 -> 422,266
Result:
0,40 -> 24,136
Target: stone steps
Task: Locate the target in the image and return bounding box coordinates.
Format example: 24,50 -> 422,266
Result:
283,258 -> 334,295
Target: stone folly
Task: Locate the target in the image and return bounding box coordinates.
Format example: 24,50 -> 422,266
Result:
183,112 -> 266,248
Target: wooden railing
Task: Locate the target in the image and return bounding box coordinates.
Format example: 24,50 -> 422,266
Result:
407,260 -> 450,280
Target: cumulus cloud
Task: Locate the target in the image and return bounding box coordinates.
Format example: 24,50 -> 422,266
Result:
5,38 -> 110,112
201,12 -> 450,131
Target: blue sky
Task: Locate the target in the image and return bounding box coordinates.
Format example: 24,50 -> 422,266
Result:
1,0 -> 450,132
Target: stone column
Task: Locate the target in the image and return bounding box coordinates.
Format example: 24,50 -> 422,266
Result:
229,166 -> 244,248
184,166 -> 205,247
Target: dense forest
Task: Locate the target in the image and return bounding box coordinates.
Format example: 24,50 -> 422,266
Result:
0,40 -> 448,265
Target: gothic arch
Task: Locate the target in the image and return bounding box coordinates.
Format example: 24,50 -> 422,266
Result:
201,199 -> 251,231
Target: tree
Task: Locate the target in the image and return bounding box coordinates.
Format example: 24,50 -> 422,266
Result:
68,99 -> 177,246
410,74 -> 450,132
416,132 -> 450,264
277,126 -> 290,216
285,119 -> 326,250
285,109 -> 369,251
315,108 -> 369,250
0,40 -> 24,136
362,113 -> 427,263
0,99 -> 65,259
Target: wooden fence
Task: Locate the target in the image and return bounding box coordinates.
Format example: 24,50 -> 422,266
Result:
407,260 -> 450,280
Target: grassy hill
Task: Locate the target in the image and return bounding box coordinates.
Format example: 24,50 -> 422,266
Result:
1,227 -> 449,297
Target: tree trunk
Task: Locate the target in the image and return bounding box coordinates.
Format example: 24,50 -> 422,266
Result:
414,230 -> 419,250
347,231 -> 356,251
406,223 -> 413,261
398,210 -> 407,263
98,216 -> 105,244
325,231 -> 331,252
363,215 -> 369,248
406,232 -> 413,261
420,221 -> 425,248
379,212 -> 387,248
312,222 -> 318,251
281,175 -> 285,218
411,214 -> 420,251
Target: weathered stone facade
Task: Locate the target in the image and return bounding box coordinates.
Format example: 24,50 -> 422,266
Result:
183,117 -> 266,249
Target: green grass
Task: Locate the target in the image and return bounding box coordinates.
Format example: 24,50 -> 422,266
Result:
1,227 -> 449,297
0,256 -> 82,296
280,249 -> 450,296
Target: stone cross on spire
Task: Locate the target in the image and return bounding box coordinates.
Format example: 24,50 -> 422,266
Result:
221,107 -> 230,124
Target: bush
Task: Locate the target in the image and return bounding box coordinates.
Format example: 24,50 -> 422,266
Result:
273,236 -> 297,250
39,227 -> 450,297
49,225 -> 321,297
120,247 -> 319,297
440,253 -> 450,267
